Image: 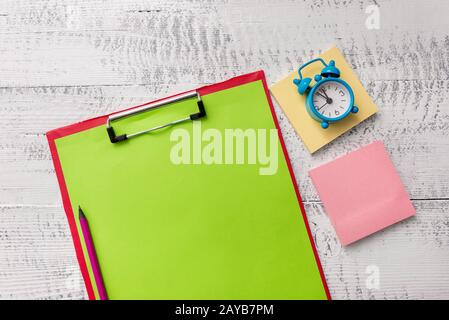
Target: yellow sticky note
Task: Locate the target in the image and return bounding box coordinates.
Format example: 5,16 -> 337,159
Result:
270,46 -> 378,153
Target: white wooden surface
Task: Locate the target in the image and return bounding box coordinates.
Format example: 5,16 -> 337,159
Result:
0,0 -> 448,300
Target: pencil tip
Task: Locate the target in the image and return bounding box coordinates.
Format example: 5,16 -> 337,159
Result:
79,206 -> 86,220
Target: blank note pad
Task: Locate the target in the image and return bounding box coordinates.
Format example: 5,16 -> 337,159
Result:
309,141 -> 415,246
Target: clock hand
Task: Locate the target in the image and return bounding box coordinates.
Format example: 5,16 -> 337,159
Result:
320,88 -> 329,99
319,88 -> 333,104
317,102 -> 328,111
316,92 -> 328,100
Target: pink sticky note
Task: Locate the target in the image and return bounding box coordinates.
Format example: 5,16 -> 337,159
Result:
309,141 -> 416,246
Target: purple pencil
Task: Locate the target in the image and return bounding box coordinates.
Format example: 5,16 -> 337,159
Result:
79,206 -> 108,300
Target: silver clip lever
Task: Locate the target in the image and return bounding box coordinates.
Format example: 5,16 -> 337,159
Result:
106,91 -> 206,143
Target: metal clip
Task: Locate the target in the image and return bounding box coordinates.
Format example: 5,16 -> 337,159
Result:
106,91 -> 206,143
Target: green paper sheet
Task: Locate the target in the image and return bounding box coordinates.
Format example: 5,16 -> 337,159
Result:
54,79 -> 328,299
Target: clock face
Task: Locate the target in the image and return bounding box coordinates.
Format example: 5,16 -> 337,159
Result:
312,80 -> 352,120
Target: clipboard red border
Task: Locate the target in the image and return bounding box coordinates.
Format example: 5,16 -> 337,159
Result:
47,70 -> 331,300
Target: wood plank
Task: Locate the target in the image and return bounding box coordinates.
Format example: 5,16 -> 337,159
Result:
0,1 -> 448,87
0,79 -> 447,205
1,200 -> 447,299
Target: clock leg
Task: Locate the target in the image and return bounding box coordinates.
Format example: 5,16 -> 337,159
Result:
321,121 -> 329,129
352,105 -> 359,113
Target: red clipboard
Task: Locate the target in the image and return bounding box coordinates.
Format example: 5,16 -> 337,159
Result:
47,71 -> 330,300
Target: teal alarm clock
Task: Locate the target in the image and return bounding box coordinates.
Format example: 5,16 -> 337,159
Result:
293,58 -> 358,129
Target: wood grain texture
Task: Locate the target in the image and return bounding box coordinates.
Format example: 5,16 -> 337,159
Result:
0,0 -> 448,299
